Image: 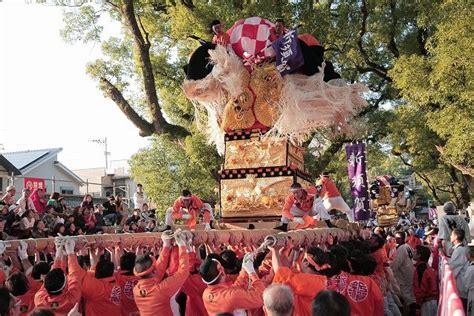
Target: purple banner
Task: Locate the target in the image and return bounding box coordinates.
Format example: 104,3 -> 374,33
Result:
271,29 -> 304,76
345,143 -> 370,221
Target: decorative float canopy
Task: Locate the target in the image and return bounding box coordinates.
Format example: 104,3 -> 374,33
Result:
183,16 -> 368,155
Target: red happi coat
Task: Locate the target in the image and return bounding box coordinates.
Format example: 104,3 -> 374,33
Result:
327,271 -> 384,316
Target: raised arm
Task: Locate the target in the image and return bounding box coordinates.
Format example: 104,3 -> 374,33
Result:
153,233 -> 190,296
18,241 -> 33,275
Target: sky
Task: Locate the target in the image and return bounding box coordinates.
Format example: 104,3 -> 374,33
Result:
0,0 -> 150,170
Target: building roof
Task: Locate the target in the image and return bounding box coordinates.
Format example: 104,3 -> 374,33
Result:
54,161 -> 85,184
3,148 -> 63,173
2,148 -> 84,184
0,155 -> 21,175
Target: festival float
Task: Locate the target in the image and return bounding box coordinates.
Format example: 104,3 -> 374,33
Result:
2,17 -> 371,251
369,175 -> 417,227
181,17 -> 369,235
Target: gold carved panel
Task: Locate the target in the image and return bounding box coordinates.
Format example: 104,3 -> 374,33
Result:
220,175 -> 313,218
224,137 -> 287,169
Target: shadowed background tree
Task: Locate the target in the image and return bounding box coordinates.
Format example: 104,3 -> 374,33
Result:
55,0 -> 472,209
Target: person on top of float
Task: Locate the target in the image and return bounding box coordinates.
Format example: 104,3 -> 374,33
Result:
164,190 -> 214,231
275,182 -> 331,232
315,172 -> 355,222
210,19 -> 230,48
269,18 -> 286,42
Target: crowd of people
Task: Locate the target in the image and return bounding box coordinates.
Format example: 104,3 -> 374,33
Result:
0,180 -> 473,316
0,184 -> 215,240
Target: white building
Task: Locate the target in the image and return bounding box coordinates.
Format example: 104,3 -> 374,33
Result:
2,148 -> 84,197
73,159 -> 138,207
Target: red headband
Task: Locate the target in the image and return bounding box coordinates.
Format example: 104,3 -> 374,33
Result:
304,252 -> 330,271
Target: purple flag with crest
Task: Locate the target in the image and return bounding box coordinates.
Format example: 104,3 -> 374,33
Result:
271,29 -> 304,76
345,143 -> 370,221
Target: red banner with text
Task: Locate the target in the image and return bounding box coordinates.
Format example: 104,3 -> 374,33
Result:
24,178 -> 46,191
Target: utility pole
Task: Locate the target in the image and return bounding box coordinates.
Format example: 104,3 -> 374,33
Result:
90,137 -> 111,171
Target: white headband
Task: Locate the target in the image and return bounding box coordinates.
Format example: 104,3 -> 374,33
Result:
201,259 -> 222,285
48,276 -> 67,294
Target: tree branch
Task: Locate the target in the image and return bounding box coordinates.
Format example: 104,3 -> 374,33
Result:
120,0 -> 190,138
436,145 -> 474,177
99,78 -> 155,137
137,13 -> 150,46
387,0 -> 400,58
358,88 -> 388,117
357,0 -> 391,81
398,155 -> 442,204
306,136 -> 348,178
180,0 -> 195,10
104,0 -> 120,11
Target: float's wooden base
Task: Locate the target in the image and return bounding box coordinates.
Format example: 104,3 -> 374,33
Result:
0,220 -> 363,253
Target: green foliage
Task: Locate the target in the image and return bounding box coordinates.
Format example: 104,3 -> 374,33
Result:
60,5 -> 103,44
129,133 -> 221,218
58,0 -> 472,207
390,1 -> 474,172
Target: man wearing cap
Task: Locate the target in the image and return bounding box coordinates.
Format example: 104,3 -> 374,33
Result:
133,231 -> 190,316
165,190 -> 214,231
1,186 -> 16,206
34,238 -> 82,315
315,172 -> 354,222
438,201 -> 471,256
275,183 -> 330,232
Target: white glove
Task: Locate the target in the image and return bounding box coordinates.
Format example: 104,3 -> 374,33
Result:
161,232 -> 173,248
65,238 -> 75,255
174,233 -> 187,247
182,214 -> 192,220
18,241 -> 28,260
55,237 -> 64,255
0,241 -> 7,255
242,252 -> 256,275
204,223 -> 211,230
67,303 -> 81,316
293,217 -> 305,225
56,217 -> 65,224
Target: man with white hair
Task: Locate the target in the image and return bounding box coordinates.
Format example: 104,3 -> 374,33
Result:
263,284 -> 294,316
